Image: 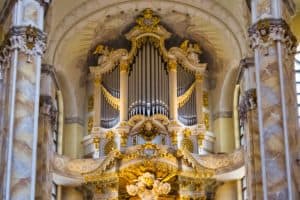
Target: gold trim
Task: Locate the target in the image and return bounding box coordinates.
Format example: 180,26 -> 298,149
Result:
100,84 -> 120,110
177,82 -> 196,108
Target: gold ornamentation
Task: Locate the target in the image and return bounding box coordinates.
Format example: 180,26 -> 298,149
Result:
88,96 -> 94,111
181,138 -> 194,153
195,73 -> 203,82
25,26 -> 38,50
93,136 -> 100,149
197,134 -> 205,148
170,131 -> 177,146
120,60 -> 129,72
204,113 -> 209,129
104,140 -> 117,155
135,9 -> 160,33
88,117 -> 93,133
126,172 -> 171,198
100,84 -> 120,110
177,82 -> 195,108
93,74 -> 101,87
203,91 -> 209,107
168,59 -> 177,72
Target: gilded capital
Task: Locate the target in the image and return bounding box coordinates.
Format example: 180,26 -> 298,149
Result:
168,59 -> 177,72
93,74 -> 101,87
120,60 -> 129,72
195,73 -> 203,82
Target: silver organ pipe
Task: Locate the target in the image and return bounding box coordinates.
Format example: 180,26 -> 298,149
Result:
101,66 -> 120,128
128,40 -> 169,118
177,65 -> 197,126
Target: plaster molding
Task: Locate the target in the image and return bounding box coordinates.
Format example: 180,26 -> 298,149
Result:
248,18 -> 297,54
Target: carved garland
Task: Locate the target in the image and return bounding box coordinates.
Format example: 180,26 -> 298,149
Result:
177,82 -> 196,108
100,84 -> 120,110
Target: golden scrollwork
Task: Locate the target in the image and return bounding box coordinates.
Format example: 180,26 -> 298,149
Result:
100,84 -> 120,110
181,138 -> 194,153
135,8 -> 160,33
177,82 -> 195,108
204,113 -> 209,129
87,117 -> 93,134
104,139 -> 117,155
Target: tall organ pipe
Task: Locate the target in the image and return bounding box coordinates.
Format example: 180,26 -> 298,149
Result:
128,41 -> 169,118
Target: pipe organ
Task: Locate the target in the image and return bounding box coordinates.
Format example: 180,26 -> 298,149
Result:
80,9 -> 221,200
128,40 -> 169,118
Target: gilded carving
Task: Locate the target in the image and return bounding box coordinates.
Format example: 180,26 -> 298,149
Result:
100,84 -> 120,110
203,91 -> 209,107
204,113 -> 209,129
135,9 -> 160,33
87,117 -> 93,134
177,82 -> 195,108
104,139 -> 117,155
88,96 -> 94,111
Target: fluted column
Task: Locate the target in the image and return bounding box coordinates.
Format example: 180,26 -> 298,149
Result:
1,1 -> 49,199
120,60 -> 129,122
168,59 -> 178,121
249,0 -> 298,199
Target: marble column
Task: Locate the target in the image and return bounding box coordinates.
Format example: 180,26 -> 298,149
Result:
1,1 -> 49,200
249,0 -> 298,198
36,64 -> 59,199
168,59 -> 178,121
238,58 -> 263,200
0,61 -> 10,198
119,60 -> 129,122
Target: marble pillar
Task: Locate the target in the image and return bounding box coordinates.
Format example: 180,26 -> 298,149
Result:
249,1 -> 298,198
92,73 -> 102,128
36,65 -> 59,199
239,58 -> 263,199
1,1 -> 49,199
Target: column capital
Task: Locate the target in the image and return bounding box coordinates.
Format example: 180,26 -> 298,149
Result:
248,18 -> 297,54
168,59 -> 177,72
120,60 -> 129,72
0,26 -> 46,66
195,73 -> 203,82
93,73 -> 102,88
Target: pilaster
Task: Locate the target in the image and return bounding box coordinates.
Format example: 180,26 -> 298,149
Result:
0,0 -> 49,200
249,1 -> 298,198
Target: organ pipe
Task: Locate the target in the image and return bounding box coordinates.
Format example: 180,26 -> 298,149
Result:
128,40 -> 169,118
